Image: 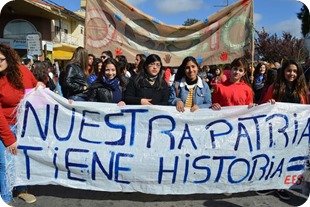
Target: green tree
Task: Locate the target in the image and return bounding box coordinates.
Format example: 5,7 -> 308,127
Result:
297,4 -> 310,37
255,28 -> 308,63
183,18 -> 199,26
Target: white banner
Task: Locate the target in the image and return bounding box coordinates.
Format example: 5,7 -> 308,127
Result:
14,89 -> 309,194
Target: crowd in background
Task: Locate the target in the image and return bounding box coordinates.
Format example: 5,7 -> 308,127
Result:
20,47 -> 310,108
1,43 -> 310,205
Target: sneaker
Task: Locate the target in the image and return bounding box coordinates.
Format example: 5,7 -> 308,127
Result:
18,192 -> 37,204
256,189 -> 274,195
276,190 -> 291,200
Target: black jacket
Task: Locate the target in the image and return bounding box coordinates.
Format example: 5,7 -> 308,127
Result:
124,78 -> 169,105
87,81 -> 113,103
63,63 -> 89,98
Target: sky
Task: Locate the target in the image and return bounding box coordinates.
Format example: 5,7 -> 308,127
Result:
47,0 -> 305,38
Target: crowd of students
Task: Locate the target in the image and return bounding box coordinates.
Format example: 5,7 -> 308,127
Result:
0,43 -> 310,205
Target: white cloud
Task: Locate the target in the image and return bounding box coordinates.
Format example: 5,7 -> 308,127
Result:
264,18 -> 302,38
125,0 -> 147,6
254,13 -> 262,25
154,0 -> 204,14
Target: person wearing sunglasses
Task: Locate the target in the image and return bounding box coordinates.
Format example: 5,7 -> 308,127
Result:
211,57 -> 254,110
100,50 -> 113,62
124,54 -> 169,105
0,43 -> 41,205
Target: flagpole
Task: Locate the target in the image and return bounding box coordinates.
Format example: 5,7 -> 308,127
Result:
250,0 -> 255,82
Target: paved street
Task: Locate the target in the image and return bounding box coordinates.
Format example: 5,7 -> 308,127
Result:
9,171 -> 310,207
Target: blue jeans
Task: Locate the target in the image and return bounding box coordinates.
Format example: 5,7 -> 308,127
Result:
0,125 -> 27,203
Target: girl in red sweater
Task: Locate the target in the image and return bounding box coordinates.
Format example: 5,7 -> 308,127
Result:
258,60 -> 308,200
261,59 -> 308,104
212,57 -> 254,110
0,43 -> 44,204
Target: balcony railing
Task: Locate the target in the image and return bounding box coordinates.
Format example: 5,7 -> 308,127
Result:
51,31 -> 83,46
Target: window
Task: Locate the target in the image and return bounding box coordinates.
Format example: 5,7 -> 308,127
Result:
55,26 -> 61,34
3,19 -> 37,39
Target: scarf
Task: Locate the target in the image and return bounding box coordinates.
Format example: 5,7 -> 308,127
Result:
102,76 -> 120,91
146,75 -> 158,85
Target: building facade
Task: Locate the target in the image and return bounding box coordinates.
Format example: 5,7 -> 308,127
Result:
0,0 -> 85,68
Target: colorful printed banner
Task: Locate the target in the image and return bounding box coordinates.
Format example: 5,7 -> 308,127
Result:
85,0 -> 254,66
14,89 -> 309,194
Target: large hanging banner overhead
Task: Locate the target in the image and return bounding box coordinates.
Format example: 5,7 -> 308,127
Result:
85,0 -> 254,66
14,89 -> 309,194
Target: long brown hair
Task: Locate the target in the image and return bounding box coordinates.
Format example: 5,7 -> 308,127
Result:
0,43 -> 23,90
214,66 -> 224,80
272,59 -> 308,103
67,47 -> 89,76
230,57 -> 251,86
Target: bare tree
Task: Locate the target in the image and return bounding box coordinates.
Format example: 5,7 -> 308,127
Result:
254,28 -> 308,63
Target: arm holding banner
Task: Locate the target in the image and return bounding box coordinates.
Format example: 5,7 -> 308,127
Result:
168,82 -> 182,107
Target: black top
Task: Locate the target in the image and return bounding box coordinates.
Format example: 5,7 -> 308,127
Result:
124,78 -> 169,105
63,63 -> 89,99
87,80 -> 123,103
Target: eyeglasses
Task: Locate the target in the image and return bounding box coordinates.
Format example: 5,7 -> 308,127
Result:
101,56 -> 107,59
149,62 -> 161,67
0,57 -> 6,63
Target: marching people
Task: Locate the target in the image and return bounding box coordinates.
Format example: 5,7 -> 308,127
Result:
0,43 -> 43,205
251,62 -> 267,103
130,53 -> 146,77
88,58 -> 103,84
124,54 -> 169,105
258,67 -> 277,104
211,57 -> 254,110
87,53 -> 95,75
168,56 -> 212,112
101,50 -> 113,63
31,61 -> 51,89
87,58 -> 125,105
118,58 -> 131,88
209,65 -> 227,90
259,59 -> 309,200
61,47 -> 89,101
261,59 -> 308,104
198,65 -> 213,86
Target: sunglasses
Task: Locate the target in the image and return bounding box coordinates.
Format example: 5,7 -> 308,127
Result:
0,57 -> 6,63
101,56 -> 108,59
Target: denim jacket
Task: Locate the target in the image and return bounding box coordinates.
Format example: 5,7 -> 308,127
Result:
168,77 -> 212,108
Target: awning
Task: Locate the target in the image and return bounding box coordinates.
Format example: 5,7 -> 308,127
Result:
53,50 -> 73,60
53,43 -> 78,60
